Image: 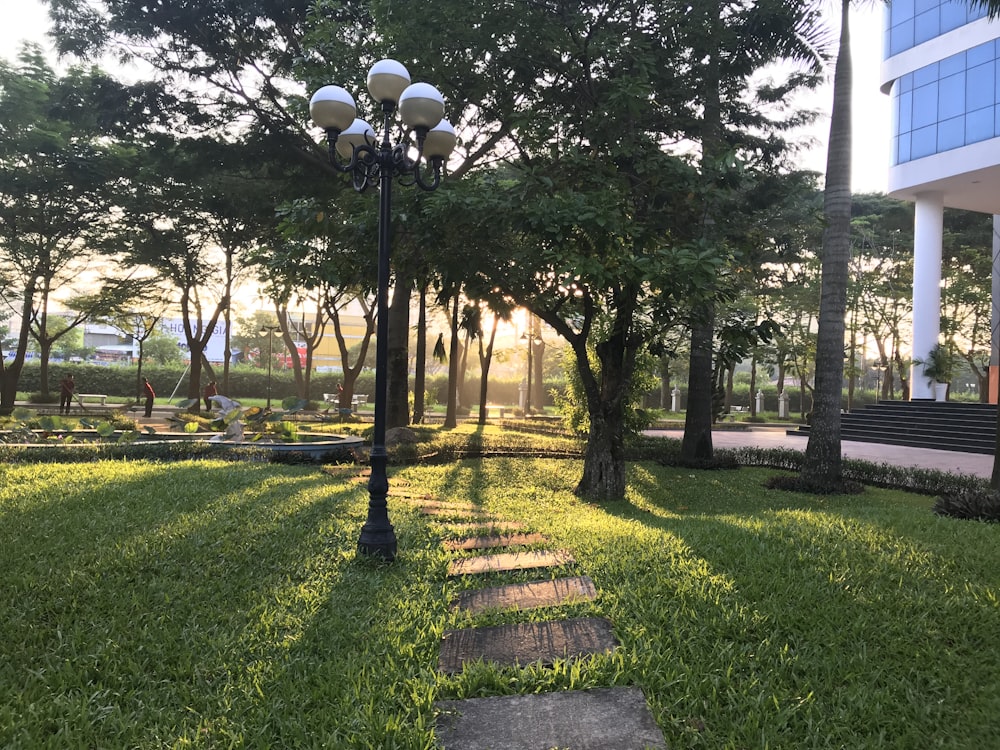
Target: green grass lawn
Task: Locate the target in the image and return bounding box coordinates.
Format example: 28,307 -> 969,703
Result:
1,456 -> 998,748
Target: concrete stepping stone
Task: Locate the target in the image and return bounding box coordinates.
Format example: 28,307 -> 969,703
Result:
434,686 -> 667,749
446,521 -> 526,533
388,490 -> 433,499
419,506 -> 494,520
442,532 -> 548,551
448,549 -> 573,576
453,575 -> 597,614
398,499 -> 475,511
438,616 -> 616,673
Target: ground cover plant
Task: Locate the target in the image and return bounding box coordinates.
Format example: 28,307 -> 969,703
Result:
2,456 -> 998,748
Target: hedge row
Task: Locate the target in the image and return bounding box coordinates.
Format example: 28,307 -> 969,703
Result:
15,362 -> 566,406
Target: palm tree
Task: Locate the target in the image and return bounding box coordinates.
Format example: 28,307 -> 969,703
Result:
803,0 -> 1000,490
800,0 -> 853,490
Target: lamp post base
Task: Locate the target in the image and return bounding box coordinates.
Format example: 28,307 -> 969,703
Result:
357,526 -> 397,561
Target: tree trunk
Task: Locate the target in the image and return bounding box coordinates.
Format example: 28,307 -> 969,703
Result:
478,316 -> 500,425
749,351 -> 758,417
39,337 -> 53,398
801,0 -> 852,489
725,365 -> 734,411
576,407 -> 626,501
681,0 -> 721,462
682,311 -> 715,461
412,283 -> 427,424
531,338 -> 545,411
444,295 -> 461,429
574,333 -> 630,501
659,355 -> 670,409
386,281 -> 411,429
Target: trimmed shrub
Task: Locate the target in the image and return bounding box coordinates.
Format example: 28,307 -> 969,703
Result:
933,489 -> 1000,522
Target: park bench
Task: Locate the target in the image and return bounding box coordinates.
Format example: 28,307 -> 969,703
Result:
323,392 -> 368,415
77,394 -> 109,406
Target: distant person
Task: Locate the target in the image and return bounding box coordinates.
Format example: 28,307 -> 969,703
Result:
203,380 -> 218,411
59,373 -> 75,414
143,377 -> 156,417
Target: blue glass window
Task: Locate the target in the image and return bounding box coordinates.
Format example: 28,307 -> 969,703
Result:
938,73 -> 965,118
888,0 -> 986,56
915,10 -> 940,44
911,125 -> 938,158
893,0 -> 916,22
890,21 -> 915,57
917,10 -> 942,44
897,133 -> 912,163
914,63 -> 940,87
912,82 -> 939,128
940,0 -> 967,32
938,115 -> 965,149
940,52 -> 965,78
898,90 -> 914,132
967,62 -> 994,110
968,41 -> 994,67
966,107 -> 993,143
890,15 -> 1000,165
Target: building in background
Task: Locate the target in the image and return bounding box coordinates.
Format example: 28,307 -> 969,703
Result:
882,0 -> 1000,400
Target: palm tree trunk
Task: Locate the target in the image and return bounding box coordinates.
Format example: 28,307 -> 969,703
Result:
802,0 -> 852,489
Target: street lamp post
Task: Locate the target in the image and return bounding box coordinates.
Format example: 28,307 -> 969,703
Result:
260,325 -> 279,409
874,363 -> 886,403
309,60 -> 456,562
520,332 -> 543,414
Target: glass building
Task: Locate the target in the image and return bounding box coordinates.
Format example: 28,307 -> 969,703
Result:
882,0 -> 1000,400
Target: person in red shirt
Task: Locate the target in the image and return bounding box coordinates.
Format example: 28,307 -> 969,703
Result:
59,373 -> 76,415
203,380 -> 218,411
143,377 -> 156,417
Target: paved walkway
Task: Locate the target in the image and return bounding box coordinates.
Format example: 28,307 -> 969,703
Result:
646,426 -> 994,479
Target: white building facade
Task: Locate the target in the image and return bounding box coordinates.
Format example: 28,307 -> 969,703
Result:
882,0 -> 1000,400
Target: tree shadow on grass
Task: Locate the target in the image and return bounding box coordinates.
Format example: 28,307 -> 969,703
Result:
587,462 -> 1000,748
1,460 -> 427,747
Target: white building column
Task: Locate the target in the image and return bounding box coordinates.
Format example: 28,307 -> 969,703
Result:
910,192 -> 944,400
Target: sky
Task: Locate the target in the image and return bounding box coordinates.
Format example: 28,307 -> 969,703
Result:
0,0 -> 891,193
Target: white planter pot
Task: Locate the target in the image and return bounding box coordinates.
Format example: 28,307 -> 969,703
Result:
934,382 -> 949,401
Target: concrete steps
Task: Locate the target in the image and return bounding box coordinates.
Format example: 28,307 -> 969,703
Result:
790,400 -> 998,454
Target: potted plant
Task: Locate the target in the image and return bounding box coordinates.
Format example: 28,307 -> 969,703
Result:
913,343 -> 956,401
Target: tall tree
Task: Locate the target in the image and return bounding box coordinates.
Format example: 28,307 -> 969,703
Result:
799,0 -> 853,489
0,47 -> 149,413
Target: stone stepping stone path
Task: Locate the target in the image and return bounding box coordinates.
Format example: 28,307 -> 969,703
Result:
438,616 -> 617,674
453,575 -> 597,614
447,549 -> 574,576
388,489 -> 433,499
442,532 -> 548,551
434,686 -> 667,750
418,506 -> 494,520
357,470 -> 667,748
398,499 -> 477,511
445,520 -> 526,533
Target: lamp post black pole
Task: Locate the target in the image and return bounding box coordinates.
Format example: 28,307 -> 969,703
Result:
309,61 -> 456,562
260,325 -> 279,409
357,105 -> 397,561
526,336 -> 533,414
